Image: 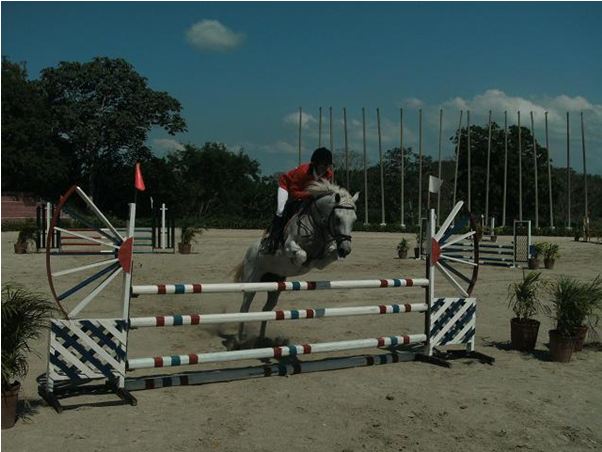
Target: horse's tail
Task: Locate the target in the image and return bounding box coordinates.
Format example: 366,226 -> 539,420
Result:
232,261 -> 244,282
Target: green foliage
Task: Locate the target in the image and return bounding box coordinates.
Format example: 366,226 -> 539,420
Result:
543,243 -> 560,260
2,284 -> 55,390
396,238 -> 409,252
532,242 -> 547,258
548,275 -> 602,336
38,57 -> 186,199
16,224 -> 38,245
507,272 -> 548,320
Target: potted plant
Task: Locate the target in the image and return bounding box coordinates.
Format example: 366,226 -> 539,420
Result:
396,238 -> 409,259
547,276 -> 602,361
573,228 -> 581,242
2,284 -> 54,428
528,242 -> 545,270
178,225 -> 203,254
543,243 -> 560,270
413,232 -> 421,259
507,272 -> 547,352
14,224 -> 37,254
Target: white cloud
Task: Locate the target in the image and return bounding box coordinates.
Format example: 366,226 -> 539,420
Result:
283,111 -> 317,128
186,20 -> 245,53
153,138 -> 185,153
402,97 -> 424,109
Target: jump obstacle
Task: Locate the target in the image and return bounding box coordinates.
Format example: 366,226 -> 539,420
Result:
419,216 -> 533,268
40,186 -> 492,412
36,201 -> 175,254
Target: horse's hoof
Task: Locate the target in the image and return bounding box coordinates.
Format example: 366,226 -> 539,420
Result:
221,335 -> 240,351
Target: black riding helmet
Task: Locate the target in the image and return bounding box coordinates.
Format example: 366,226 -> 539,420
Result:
311,147 -> 333,166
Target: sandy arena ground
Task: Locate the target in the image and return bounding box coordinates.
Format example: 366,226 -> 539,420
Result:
1,229 -> 601,451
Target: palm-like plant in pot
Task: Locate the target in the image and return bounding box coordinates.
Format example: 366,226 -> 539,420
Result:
547,275 -> 602,362
528,242 -> 546,270
178,219 -> 204,254
507,272 -> 547,352
396,238 -> 409,259
1,284 -> 54,428
543,243 -> 560,270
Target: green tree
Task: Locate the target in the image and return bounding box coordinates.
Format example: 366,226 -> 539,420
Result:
1,58 -> 72,197
38,57 -> 187,199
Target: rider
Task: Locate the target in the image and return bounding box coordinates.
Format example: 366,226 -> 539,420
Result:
262,147 -> 334,253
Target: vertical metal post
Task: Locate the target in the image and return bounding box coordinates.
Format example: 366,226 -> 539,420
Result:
467,110 -> 471,212
160,203 -> 167,249
329,107 -> 333,152
298,107 -> 302,165
581,112 -> 588,221
122,203 -> 136,320
530,112 -> 539,229
485,110 -> 492,223
377,108 -> 386,225
318,106 -> 322,148
400,108 -> 405,228
344,107 -> 349,190
425,206 -> 435,356
545,112 -> 554,229
452,110 -> 463,210
518,111 -> 523,221
502,111 -> 508,228
436,108 -> 443,226
418,108 -> 423,223
362,107 -> 368,225
566,112 -> 571,229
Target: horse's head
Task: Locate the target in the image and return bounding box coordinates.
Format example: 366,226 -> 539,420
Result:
308,181 -> 360,258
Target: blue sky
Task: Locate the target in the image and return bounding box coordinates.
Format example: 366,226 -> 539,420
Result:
2,2 -> 602,175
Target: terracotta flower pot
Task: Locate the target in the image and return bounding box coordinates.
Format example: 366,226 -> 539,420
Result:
528,258 -> 540,270
573,325 -> 588,352
543,258 -> 555,269
548,329 -> 576,363
510,318 -> 540,352
491,235 -> 498,242
178,243 -> 192,254
1,382 -> 20,429
397,249 -> 408,259
13,243 -> 27,254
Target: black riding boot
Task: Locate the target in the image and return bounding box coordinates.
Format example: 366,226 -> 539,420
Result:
263,215 -> 285,254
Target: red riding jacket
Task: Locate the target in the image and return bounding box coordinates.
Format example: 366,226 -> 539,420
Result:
278,163 -> 334,200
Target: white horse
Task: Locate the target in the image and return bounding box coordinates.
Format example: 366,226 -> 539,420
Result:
228,180 -> 359,348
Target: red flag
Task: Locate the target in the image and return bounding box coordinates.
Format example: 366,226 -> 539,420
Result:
134,162 -> 146,191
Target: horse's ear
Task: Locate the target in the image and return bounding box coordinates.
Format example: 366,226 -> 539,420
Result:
352,192 -> 360,203
335,193 -> 341,203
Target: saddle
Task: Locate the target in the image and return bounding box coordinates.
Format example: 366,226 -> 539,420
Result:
261,199 -> 308,254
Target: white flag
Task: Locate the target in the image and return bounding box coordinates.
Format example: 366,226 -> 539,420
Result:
428,176 -> 443,194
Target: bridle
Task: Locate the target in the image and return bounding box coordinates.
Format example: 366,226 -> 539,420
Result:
309,194 -> 355,246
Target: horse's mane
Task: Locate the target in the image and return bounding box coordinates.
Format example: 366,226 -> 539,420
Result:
306,179 -> 354,204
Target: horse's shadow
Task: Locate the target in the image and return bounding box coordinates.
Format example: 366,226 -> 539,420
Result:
220,333 -> 290,351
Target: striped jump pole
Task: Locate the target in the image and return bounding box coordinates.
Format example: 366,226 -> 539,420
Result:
131,278 -> 430,296
127,334 -> 427,370
129,303 -> 428,327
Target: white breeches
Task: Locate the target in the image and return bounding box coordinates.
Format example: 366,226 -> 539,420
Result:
276,187 -> 289,217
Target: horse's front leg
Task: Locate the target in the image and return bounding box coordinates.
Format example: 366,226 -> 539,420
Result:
312,242 -> 338,269
284,238 -> 307,266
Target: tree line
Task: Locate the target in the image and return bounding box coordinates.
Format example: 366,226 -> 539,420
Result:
2,56 -> 599,232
